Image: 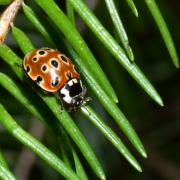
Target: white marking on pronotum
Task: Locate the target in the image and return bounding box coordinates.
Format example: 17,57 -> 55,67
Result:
68,79 -> 78,86
68,80 -> 73,86
60,88 -> 71,104
73,79 -> 78,83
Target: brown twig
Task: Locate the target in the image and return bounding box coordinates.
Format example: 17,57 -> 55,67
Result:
0,0 -> 23,43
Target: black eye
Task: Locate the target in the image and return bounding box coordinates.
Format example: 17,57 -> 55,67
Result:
51,60 -> 58,68
61,56 -> 67,62
32,57 -> 37,61
38,50 -> 45,55
51,76 -> 59,87
42,65 -> 47,71
26,66 -> 30,73
36,76 -> 42,84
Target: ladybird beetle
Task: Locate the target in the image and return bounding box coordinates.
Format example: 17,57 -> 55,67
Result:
23,47 -> 90,111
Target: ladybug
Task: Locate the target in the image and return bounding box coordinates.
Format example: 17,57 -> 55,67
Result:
23,47 -> 90,111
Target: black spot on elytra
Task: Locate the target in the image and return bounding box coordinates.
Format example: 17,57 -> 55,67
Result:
42,65 -> 47,71
61,56 -> 67,62
32,57 -> 37,61
66,73 -> 72,79
26,66 -> 30,73
36,76 -> 42,84
51,76 -> 59,87
39,50 -> 45,55
51,60 -> 58,68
